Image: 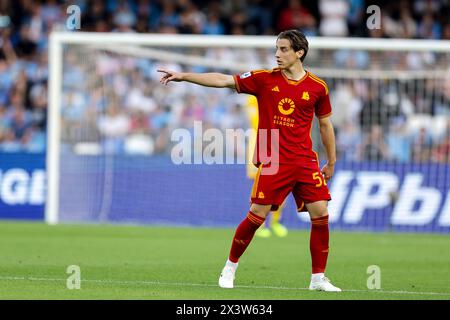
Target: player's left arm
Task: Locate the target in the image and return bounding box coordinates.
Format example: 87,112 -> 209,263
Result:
318,116 -> 336,182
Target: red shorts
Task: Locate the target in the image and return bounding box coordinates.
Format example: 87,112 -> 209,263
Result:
250,161 -> 331,212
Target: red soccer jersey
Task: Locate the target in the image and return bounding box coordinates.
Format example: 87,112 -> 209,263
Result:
233,68 -> 332,165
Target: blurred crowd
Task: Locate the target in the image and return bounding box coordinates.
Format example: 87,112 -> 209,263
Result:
0,0 -> 449,163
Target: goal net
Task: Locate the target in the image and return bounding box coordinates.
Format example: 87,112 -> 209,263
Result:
47,32 -> 450,233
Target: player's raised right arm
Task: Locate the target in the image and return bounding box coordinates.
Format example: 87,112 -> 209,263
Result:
157,69 -> 235,89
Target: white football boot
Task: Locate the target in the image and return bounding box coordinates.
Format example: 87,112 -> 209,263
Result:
309,275 -> 342,292
218,261 -> 237,289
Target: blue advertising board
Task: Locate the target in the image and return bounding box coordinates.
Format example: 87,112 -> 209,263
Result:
1,153 -> 449,233
0,153 -> 45,220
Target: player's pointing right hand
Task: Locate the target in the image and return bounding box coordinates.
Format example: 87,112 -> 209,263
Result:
157,69 -> 183,85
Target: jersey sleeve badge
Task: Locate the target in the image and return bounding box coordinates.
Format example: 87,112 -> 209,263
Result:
240,71 -> 252,79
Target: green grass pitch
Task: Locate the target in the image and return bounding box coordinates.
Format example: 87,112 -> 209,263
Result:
0,221 -> 449,300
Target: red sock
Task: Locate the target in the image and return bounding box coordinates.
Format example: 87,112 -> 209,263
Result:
310,215 -> 329,274
229,211 -> 265,263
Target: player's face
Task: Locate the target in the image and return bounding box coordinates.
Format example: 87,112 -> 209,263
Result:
275,38 -> 302,69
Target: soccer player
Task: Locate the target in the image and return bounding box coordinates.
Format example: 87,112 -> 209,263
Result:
158,29 -> 341,292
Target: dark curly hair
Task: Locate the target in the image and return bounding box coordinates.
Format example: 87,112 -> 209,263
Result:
277,29 -> 309,62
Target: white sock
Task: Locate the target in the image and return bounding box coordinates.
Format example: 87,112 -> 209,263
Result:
225,259 -> 238,270
311,273 -> 324,282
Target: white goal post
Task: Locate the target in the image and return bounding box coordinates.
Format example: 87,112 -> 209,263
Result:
47,32 -> 450,229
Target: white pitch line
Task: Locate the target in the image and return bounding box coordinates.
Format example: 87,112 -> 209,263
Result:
0,276 -> 449,297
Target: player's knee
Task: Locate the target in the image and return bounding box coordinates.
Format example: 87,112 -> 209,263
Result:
250,203 -> 271,218
308,207 -> 329,219
311,211 -> 328,218
306,201 -> 329,219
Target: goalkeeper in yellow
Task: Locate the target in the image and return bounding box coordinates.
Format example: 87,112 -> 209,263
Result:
245,96 -> 288,238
